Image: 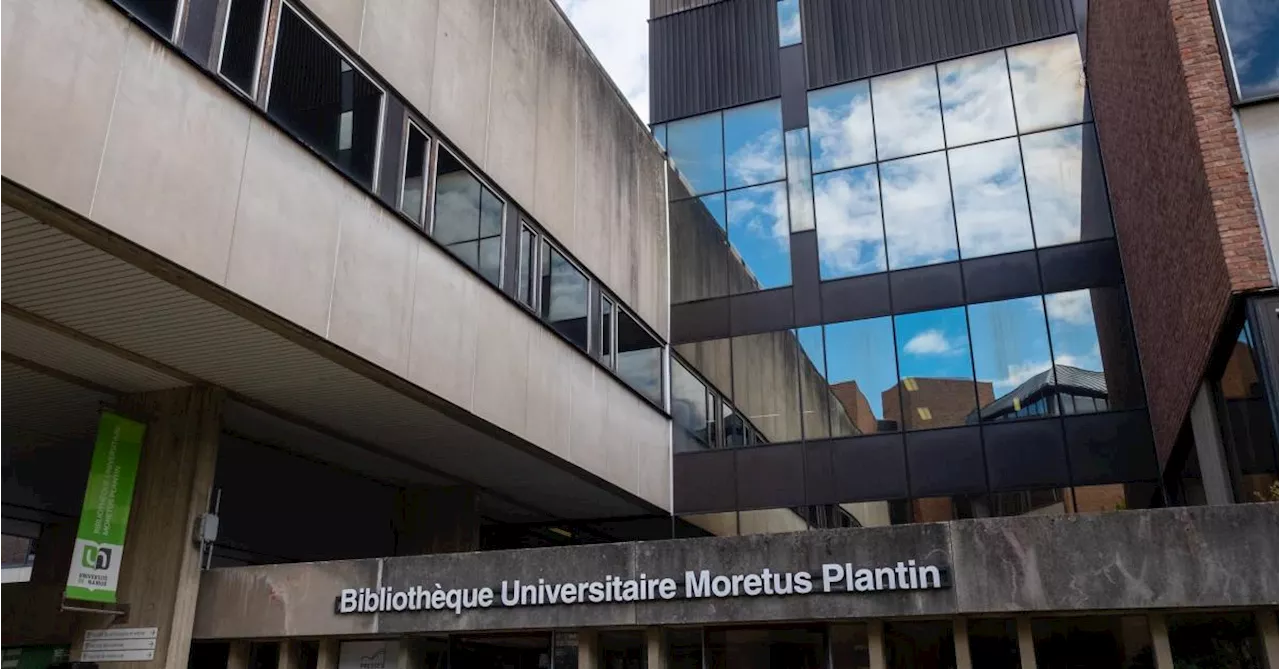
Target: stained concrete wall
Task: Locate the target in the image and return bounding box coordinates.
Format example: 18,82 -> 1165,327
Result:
0,0 -> 670,510
192,504 -> 1278,638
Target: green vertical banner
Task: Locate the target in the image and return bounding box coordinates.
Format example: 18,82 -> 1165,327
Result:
64,411 -> 146,603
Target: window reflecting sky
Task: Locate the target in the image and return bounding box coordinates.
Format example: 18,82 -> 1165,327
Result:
672,359 -> 709,451
825,317 -> 898,424
727,182 -> 791,291
433,167 -> 482,245
938,50 -> 1017,147
880,152 -> 958,269
617,311 -> 663,406
777,0 -> 802,47
968,296 -> 1054,414
894,307 -> 973,381
724,100 -> 786,190
1044,289 -> 1105,374
814,164 -> 886,279
872,66 -> 945,160
785,128 -> 816,232
1219,0 -> 1279,99
668,111 -> 724,195
808,80 -> 876,172
949,137 -> 1034,258
1008,35 -> 1086,134
701,192 -> 727,231
1022,125 -> 1086,247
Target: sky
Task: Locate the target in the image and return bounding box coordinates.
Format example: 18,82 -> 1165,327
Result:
554,0 -> 651,123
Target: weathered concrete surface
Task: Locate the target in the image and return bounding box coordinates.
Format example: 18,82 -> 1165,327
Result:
191,504 -> 1278,639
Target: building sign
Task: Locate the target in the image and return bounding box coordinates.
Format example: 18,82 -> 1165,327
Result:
65,412 -> 146,603
337,560 -> 948,616
80,628 -> 157,663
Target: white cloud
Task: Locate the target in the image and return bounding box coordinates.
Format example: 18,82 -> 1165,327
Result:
872,67 -> 945,160
1007,35 -> 1086,133
813,167 -> 886,275
555,0 -> 650,123
904,329 -> 959,356
1044,290 -> 1095,326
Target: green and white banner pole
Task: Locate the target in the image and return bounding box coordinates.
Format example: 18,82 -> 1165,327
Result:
64,411 -> 146,603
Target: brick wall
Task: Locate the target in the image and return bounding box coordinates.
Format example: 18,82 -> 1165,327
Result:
1086,0 -> 1271,464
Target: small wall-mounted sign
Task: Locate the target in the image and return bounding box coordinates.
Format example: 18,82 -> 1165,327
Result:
80,627 -> 158,663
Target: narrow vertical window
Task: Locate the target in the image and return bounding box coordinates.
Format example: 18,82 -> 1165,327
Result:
218,0 -> 267,95
777,0 -> 802,47
517,224 -> 537,309
599,296 -> 615,367
400,124 -> 428,225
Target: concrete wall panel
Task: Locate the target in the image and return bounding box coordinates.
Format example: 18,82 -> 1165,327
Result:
0,0 -> 129,215
357,0 -> 439,119
572,66 -> 619,303
194,559 -> 380,639
523,327 -> 574,460
406,244 -> 480,412
225,118 -> 346,335
296,0 -> 366,49
91,31 -> 250,283
569,363 -> 610,480
469,289 -> 532,437
327,194 -> 419,376
530,11 -> 580,245
636,404 -> 672,508
605,383 -> 642,496
429,0 -> 496,162
483,0 -> 547,208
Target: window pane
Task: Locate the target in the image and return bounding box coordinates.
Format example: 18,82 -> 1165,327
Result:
618,311 -> 664,406
785,128 -> 816,232
676,338 -> 733,409
400,125 -> 427,224
540,242 -> 590,351
480,187 -> 504,238
724,100 -> 786,190
825,317 -> 900,435
969,296 -> 1054,423
831,624 -> 872,669
797,326 -> 830,440
1032,616 -> 1153,668
872,66 -> 945,161
938,50 -> 1017,147
893,307 -> 975,431
814,165 -> 886,279
1022,124 -> 1112,247
517,226 -> 536,307
120,0 -> 180,37
881,152 -> 958,270
950,138 -> 1034,258
668,112 -> 724,196
1220,0 -> 1280,100
777,0 -> 803,47
672,360 -> 711,452
652,123 -> 668,152
219,0 -> 267,94
809,80 -> 877,172
884,621 -> 955,669
968,619 -> 1020,669
1168,613 -> 1268,668
727,182 -> 791,292
732,331 -> 804,443
479,236 -> 502,285
670,195 -> 731,303
599,297 -> 614,366
1008,35 -> 1087,134
1044,288 -> 1144,413
269,8 -> 382,188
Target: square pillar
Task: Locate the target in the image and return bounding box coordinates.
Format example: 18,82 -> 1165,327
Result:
1259,610 -> 1279,669
867,621 -> 886,669
1149,615 -> 1175,669
227,641 -> 250,669
953,618 -> 972,669
316,639 -> 340,669
578,630 -> 599,669
646,628 -> 667,669
1189,382 -> 1236,504
1016,617 -> 1036,669
71,387 -> 224,669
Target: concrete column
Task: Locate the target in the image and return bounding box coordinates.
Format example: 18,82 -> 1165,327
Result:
1149,615 -> 1175,669
953,618 -> 973,669
1016,617 -> 1036,669
1259,609 -> 1279,669
578,630 -> 599,669
227,641 -> 249,669
71,387 -> 224,669
394,486 -> 481,555
1189,382 -> 1236,505
316,639 -> 340,669
278,641 -> 299,669
867,621 -> 886,669
646,627 -> 667,669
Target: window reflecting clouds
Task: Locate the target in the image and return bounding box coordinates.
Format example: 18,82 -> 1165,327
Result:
785,128 -> 816,232
814,165 -> 886,279
668,111 -> 724,196
672,360 -> 711,452
727,182 -> 792,292
1008,35 -> 1087,134
1044,288 -> 1143,414
938,50 -> 1017,147
872,66 -> 945,160
777,0 -> 802,47
893,307 -> 976,430
724,100 -> 786,190
825,317 -> 899,435
617,310 -> 663,406
1022,124 -> 1110,247
968,296 -> 1055,422
433,149 -> 503,285
949,137 -> 1034,258
881,152 -> 957,270
808,80 -> 877,172
540,241 -> 590,351
1219,0 -> 1280,100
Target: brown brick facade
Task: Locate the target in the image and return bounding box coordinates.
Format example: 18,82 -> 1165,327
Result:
1086,0 -> 1272,465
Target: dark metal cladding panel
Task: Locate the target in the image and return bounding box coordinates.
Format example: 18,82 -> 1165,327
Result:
649,0 -> 781,123
650,0 -> 725,20
804,0 -> 1076,90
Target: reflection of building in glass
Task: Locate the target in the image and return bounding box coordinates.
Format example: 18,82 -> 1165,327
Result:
969,365 -> 1109,422
883,378 -> 994,431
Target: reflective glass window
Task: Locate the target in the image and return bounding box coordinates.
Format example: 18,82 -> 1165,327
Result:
1218,0 -> 1280,100
814,165 -> 886,279
938,50 -> 1018,147
617,310 -> 664,406
968,619 -> 1020,669
219,0 -> 267,95
777,0 -> 803,47
517,224 -> 537,308
950,138 -> 1033,258
676,338 -> 733,408
121,0 -> 180,37
599,296 -> 614,367
797,326 -> 830,440
893,307 -> 976,431
672,360 -> 712,452
872,66 -> 945,160
1032,616 -> 1154,669
1008,35 -> 1087,134
668,112 -> 725,196
785,128 -> 816,232
433,149 -> 504,285
652,123 -> 668,152
1044,288 -> 1144,413
968,296 -> 1055,422
540,241 -> 590,351
831,624 -> 872,669
670,195 -> 731,303
1022,124 -> 1112,247
884,621 -> 956,669
1168,612 -> 1268,668
825,317 -> 900,435
724,100 -> 786,190
881,152 -> 958,270
808,80 -> 877,172
727,182 -> 791,292
400,124 -> 428,224
732,331 -> 803,443
707,626 -> 825,668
